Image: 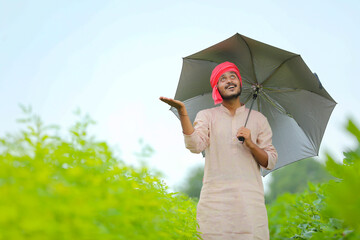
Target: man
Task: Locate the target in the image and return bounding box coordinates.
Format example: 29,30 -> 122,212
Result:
160,62 -> 277,239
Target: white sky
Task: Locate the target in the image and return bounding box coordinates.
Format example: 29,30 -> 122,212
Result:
1,0 -> 359,192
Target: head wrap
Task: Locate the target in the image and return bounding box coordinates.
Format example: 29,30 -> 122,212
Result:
210,62 -> 242,105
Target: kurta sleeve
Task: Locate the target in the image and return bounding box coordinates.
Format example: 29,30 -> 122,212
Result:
183,110 -> 210,154
257,116 -> 278,170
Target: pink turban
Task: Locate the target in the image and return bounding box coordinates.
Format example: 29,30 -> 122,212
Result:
210,62 -> 242,105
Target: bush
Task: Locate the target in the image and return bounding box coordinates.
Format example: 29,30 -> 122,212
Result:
267,119 -> 360,239
0,107 -> 200,240
265,158 -> 332,204
176,164 -> 204,201
322,119 -> 360,237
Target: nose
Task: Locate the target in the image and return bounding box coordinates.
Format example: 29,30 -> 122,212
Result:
224,76 -> 233,83
226,77 -> 236,85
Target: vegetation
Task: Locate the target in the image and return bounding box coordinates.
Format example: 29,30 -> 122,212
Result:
265,158 -> 332,204
176,164 -> 204,200
179,156 -> 332,205
2,106 -> 359,239
0,107 -> 200,240
267,119 -> 360,239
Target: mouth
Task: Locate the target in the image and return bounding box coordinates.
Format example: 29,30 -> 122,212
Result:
226,84 -> 236,90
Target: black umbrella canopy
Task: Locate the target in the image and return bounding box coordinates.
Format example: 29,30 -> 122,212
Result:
172,33 -> 336,175
175,33 -> 334,103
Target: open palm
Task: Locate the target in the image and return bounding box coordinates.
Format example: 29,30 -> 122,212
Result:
159,97 -> 184,110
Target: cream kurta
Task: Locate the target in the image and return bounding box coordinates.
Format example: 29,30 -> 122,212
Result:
184,104 -> 277,240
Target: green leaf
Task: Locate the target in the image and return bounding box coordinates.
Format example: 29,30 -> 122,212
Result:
329,218 -> 343,229
346,119 -> 360,143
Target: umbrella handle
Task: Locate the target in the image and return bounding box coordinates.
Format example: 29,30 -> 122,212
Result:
238,136 -> 245,142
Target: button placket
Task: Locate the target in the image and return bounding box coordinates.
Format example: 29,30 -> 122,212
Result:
231,116 -> 238,150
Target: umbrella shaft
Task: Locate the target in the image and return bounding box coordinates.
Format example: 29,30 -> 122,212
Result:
244,90 -> 258,127
244,98 -> 254,127
238,88 -> 259,143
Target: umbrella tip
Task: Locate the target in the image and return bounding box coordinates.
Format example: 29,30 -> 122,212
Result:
314,72 -> 323,90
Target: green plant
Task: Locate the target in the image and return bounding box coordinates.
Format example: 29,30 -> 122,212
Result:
322,119 -> 360,237
267,119 -> 360,239
267,182 -> 355,239
265,158 -> 332,204
0,107 -> 200,240
176,164 -> 204,200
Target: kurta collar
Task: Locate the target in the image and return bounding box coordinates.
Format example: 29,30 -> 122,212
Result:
220,104 -> 246,116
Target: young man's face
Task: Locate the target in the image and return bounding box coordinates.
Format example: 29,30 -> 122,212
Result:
217,71 -> 242,100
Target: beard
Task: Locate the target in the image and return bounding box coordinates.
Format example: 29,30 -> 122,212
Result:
218,86 -> 242,101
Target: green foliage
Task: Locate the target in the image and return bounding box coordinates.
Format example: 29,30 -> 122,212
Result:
177,164 -> 204,200
267,118 -> 360,239
0,108 -> 200,240
180,156 -> 332,205
267,183 -> 356,239
265,158 -> 332,204
322,119 -> 360,235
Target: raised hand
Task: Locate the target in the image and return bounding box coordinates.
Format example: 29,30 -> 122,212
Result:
159,97 -> 185,113
159,96 -> 193,135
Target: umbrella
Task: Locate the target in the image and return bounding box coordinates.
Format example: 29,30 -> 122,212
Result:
171,33 -> 336,176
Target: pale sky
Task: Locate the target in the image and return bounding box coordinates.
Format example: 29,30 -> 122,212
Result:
1,0 -> 359,191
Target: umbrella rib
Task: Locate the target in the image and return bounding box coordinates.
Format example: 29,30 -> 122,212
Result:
238,34 -> 258,83
260,92 -> 284,113
243,93 -> 253,105
264,87 -> 336,105
262,55 -> 300,85
262,87 -> 301,93
260,91 -> 293,118
242,78 -> 254,85
242,86 -> 254,92
262,90 -> 322,154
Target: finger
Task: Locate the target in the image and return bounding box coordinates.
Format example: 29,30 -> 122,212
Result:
160,98 -> 181,109
160,96 -> 171,102
160,97 -> 174,105
237,132 -> 244,137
